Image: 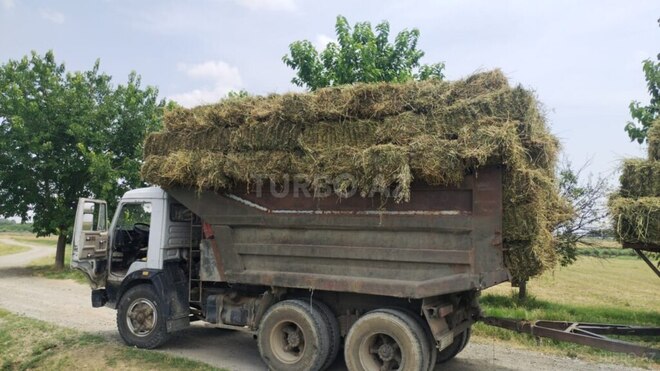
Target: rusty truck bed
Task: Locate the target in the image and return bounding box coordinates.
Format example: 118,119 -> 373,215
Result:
168,166 -> 509,299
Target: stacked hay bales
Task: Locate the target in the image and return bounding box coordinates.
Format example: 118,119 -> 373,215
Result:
610,120 -> 660,247
142,70 -> 569,280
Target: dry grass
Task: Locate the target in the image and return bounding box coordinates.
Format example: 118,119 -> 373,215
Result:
619,159 -> 660,198
648,121 -> 660,161
609,196 -> 660,245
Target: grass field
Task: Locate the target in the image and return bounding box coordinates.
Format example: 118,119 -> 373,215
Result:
0,242 -> 29,256
475,257 -> 660,368
0,308 -> 222,370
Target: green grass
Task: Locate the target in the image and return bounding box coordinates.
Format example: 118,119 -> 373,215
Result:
0,242 -> 29,256
29,245 -> 88,284
477,257 -> 660,368
12,236 -> 57,247
0,308 -> 222,370
0,223 -> 33,233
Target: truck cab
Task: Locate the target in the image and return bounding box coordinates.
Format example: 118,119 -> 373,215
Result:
72,187 -> 192,344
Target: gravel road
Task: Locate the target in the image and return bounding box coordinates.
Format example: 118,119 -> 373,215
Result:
0,238 -> 646,371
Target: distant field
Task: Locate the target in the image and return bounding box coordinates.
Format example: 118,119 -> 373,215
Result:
476,257 -> 659,368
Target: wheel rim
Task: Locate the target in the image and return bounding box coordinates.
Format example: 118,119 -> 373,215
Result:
269,320 -> 306,364
126,298 -> 157,337
359,332 -> 403,371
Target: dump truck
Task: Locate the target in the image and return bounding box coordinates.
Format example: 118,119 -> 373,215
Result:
72,166 -> 506,370
72,165 -> 658,370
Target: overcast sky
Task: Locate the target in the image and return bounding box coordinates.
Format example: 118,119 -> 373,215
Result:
1,0 -> 658,178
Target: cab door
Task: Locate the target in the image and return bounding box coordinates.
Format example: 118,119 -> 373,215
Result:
71,198 -> 109,288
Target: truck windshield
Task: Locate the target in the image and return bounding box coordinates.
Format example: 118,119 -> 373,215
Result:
116,203 -> 152,228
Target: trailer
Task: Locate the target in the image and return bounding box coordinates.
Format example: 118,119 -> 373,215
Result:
71,165 -> 659,370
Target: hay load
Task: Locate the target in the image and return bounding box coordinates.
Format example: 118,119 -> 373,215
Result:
142,70 -> 568,280
610,120 -> 660,248
649,120 -> 660,161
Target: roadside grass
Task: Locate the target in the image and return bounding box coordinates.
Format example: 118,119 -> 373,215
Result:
0,242 -> 30,256
475,257 -> 660,368
12,235 -> 57,247
29,245 -> 87,284
0,308 -> 222,370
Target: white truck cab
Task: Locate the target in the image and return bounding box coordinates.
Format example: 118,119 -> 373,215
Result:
72,187 -> 193,288
71,187 -> 193,347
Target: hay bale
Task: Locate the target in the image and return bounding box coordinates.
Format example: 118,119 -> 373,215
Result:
299,120 -> 380,148
230,121 -> 302,151
609,196 -> 660,245
619,159 -> 660,198
648,121 -> 660,161
142,70 -> 566,281
144,127 -> 231,156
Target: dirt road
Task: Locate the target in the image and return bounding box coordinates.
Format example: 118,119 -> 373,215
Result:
0,238 -> 645,371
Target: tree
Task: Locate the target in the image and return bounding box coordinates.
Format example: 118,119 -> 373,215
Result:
625,20 -> 659,143
283,15 -> 444,90
554,160 -> 609,266
0,51 -> 163,269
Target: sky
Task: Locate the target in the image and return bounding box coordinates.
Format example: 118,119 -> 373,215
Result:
1,0 -> 658,179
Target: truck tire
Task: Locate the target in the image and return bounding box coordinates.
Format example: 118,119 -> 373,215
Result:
397,308 -> 437,371
116,284 -> 170,349
257,299 -> 330,371
291,299 -> 341,370
344,308 -> 429,371
436,327 -> 471,364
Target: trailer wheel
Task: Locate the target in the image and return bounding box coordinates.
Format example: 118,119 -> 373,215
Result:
257,299 -> 330,371
344,309 -> 429,371
436,327 -> 471,364
116,284 -> 170,349
291,299 -> 341,370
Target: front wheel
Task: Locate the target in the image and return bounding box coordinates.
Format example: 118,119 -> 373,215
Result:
117,284 -> 170,349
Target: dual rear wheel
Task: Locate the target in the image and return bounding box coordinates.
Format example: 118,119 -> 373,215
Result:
257,300 -> 470,371
257,299 -> 340,371
344,308 -> 434,371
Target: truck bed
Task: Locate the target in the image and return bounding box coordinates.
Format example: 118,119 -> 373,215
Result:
168,166 -> 508,299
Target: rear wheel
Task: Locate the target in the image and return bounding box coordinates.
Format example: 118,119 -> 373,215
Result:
116,284 -> 170,349
257,300 -> 330,371
292,299 -> 341,370
436,327 -> 471,364
344,308 -> 429,371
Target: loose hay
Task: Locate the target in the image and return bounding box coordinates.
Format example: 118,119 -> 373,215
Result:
609,196 -> 660,245
648,121 -> 660,161
619,159 -> 660,198
142,70 -> 567,279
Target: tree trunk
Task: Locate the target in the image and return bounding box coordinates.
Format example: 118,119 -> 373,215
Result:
518,280 -> 528,300
55,231 -> 67,270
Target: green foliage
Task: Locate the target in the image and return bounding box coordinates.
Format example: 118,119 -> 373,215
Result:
283,15 -> 444,90
625,56 -> 659,143
0,51 -> 163,254
227,89 -> 249,98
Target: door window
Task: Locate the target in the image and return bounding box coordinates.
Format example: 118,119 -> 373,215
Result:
81,201 -> 107,232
